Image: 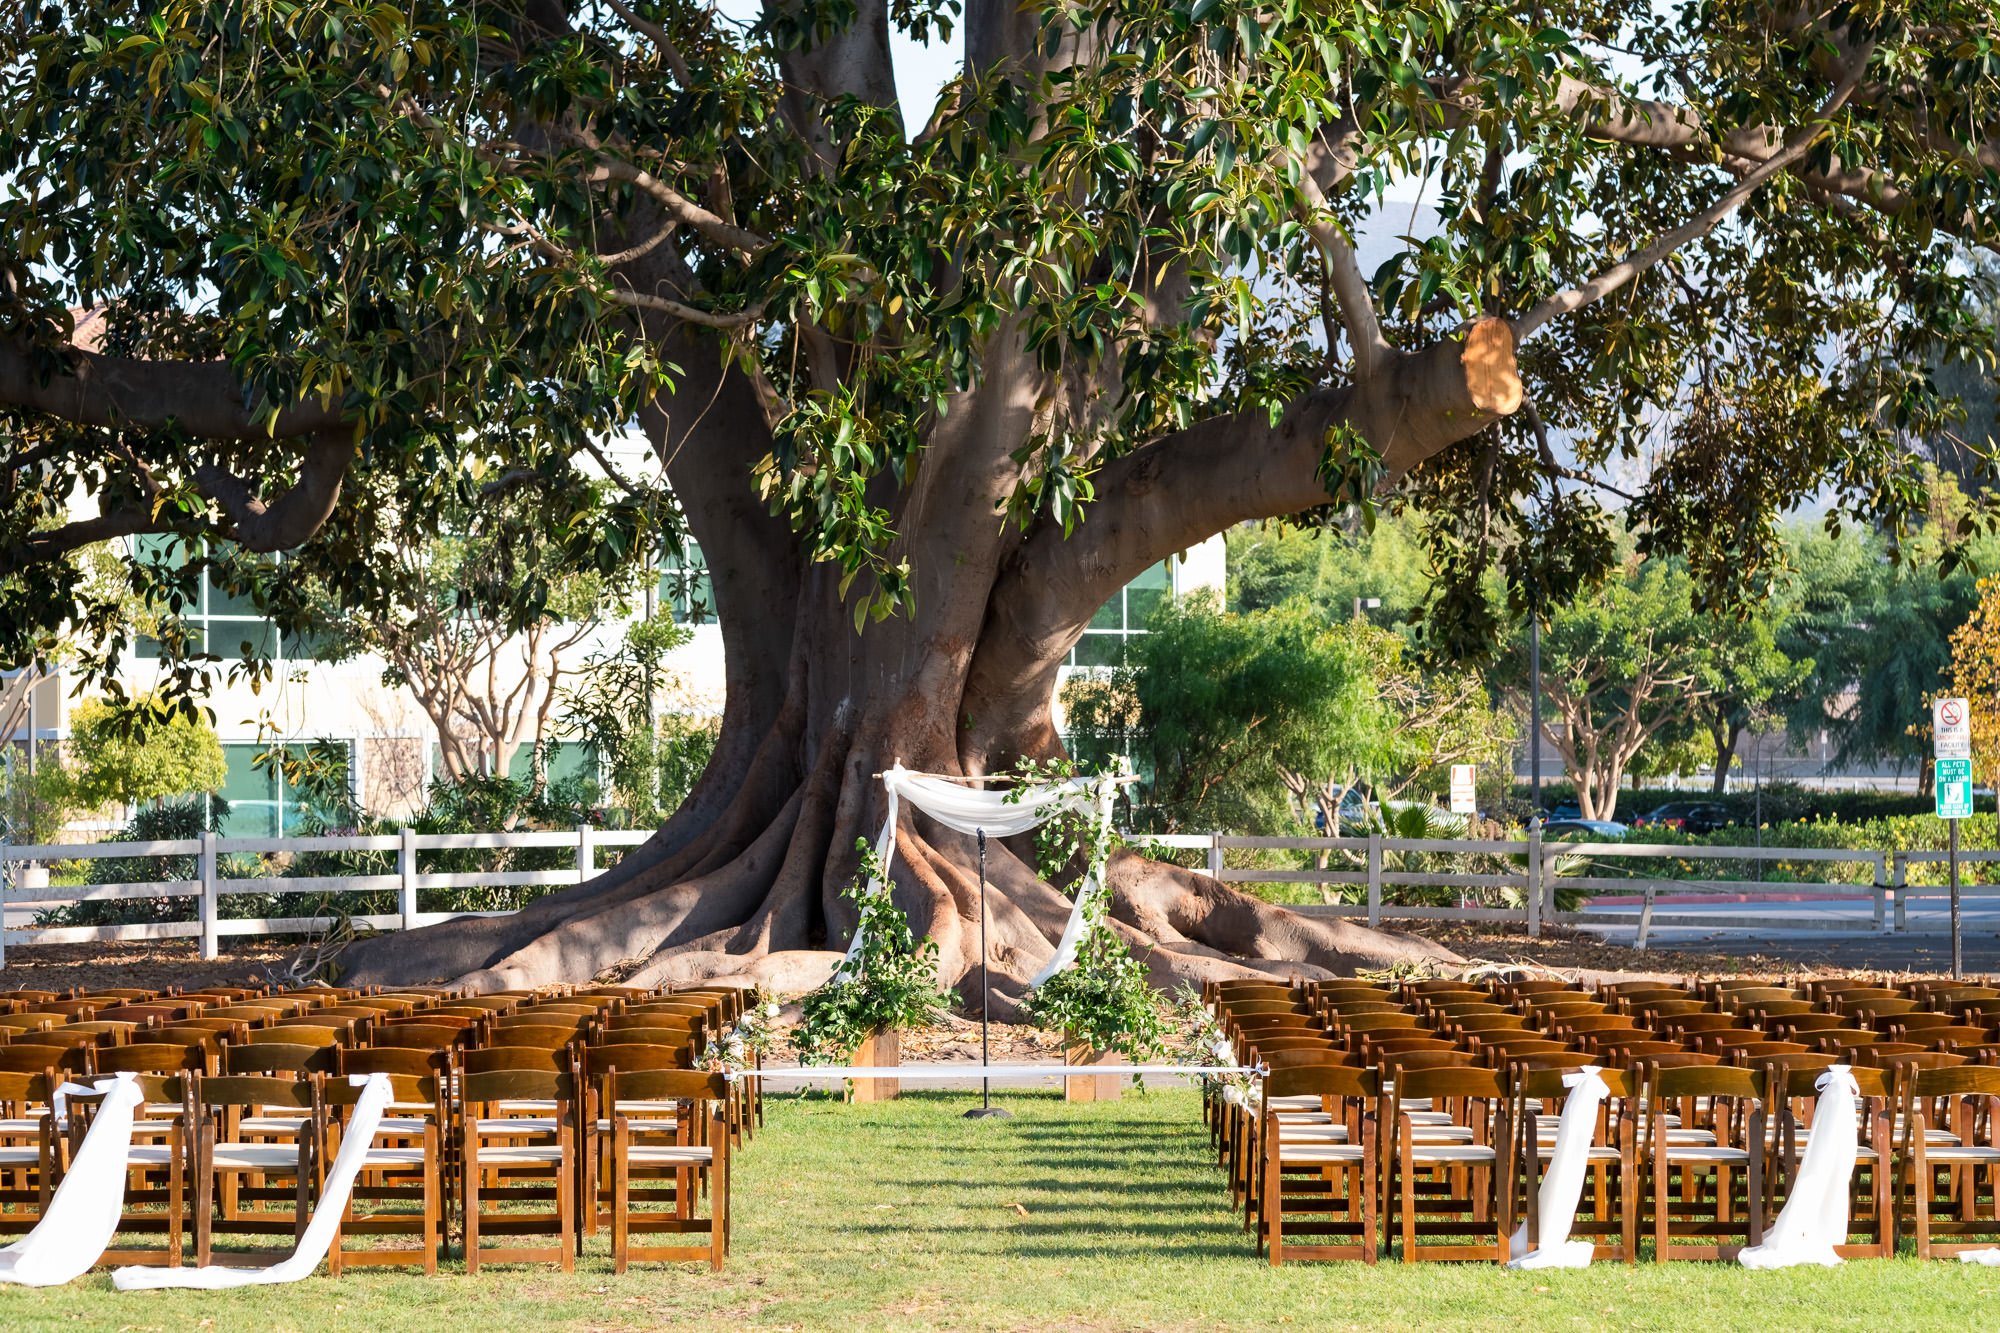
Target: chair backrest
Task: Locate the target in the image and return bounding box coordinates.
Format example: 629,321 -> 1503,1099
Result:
0,1069 -> 53,1107
1446,1013 -> 1528,1034
459,1067 -> 575,1111
461,1045 -> 571,1075
1511,1063 -> 1636,1103
370,1023 -> 467,1050
1219,999 -> 1310,1018
584,1043 -> 699,1076
1326,1011 -> 1421,1034
1256,1048 -> 1355,1072
1391,1066 -> 1506,1119
326,1070 -> 441,1113
337,1045 -> 447,1078
0,1045 -> 76,1076
197,1073 -> 317,1114
1262,1063 -> 1379,1102
475,1025 -> 583,1051
223,1043 -> 339,1076
1557,1015 -> 1648,1035
253,1024 -> 344,1047
95,1041 -> 211,1075
599,1067 -> 729,1111
0,1013 -> 55,1034
1376,1049 -> 1473,1074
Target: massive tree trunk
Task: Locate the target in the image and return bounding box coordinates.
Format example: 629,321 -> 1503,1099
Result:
341,319 -> 1520,1002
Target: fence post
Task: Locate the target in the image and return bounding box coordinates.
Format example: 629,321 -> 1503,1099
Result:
1632,885 -> 1655,953
1525,822 -> 1543,938
198,830 -> 218,961
1366,831 -> 1382,928
1205,832 -> 1223,881
398,825 -> 419,931
1873,851 -> 1887,934
577,823 -> 597,885
1893,853 -> 1907,933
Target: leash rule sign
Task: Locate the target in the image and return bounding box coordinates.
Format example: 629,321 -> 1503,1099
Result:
1935,696 -> 1972,760
1937,758 -> 1975,820
1448,764 -> 1477,815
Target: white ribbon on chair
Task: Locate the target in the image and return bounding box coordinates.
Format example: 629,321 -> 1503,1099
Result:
0,1072 -> 145,1287
1507,1065 -> 1610,1270
838,762 -> 1120,984
1738,1064 -> 1859,1269
113,1072 -> 393,1290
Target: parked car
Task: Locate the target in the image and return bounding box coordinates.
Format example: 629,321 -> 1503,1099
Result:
1631,802 -> 1733,834
1312,789 -> 1373,833
1550,801 -> 1581,821
1540,818 -> 1628,839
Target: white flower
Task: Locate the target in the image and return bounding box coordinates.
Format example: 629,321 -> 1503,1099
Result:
1210,1038 -> 1234,1064
764,1000 -> 781,1019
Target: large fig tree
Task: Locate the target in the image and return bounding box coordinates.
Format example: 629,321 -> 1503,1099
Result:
1,0 -> 1995,998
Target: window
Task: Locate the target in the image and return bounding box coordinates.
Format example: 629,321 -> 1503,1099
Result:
216,742 -> 351,838
427,740 -> 598,788
132,537 -> 321,664
659,541 -> 713,624
1065,561 -> 1174,669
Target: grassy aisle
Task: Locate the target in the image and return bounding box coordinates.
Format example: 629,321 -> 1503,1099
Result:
1,1087 -> 1994,1331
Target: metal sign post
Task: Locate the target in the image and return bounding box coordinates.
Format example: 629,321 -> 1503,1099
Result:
1935,698 -> 1974,982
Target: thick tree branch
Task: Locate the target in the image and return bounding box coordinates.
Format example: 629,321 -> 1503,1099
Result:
599,0 -> 692,84
191,429 -> 359,552
1518,74 -> 1861,339
0,339 -> 343,440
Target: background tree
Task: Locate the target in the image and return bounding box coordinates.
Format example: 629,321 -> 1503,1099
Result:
556,613 -> 719,826
1497,562 -> 1722,822
1691,596 -> 1812,794
1945,574 -> 2000,786
2,0 -> 1996,996
1227,516 -> 1435,629
301,489 -> 641,788
66,695 -> 227,811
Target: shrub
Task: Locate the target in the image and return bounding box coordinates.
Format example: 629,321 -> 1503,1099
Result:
793,841 -> 952,1063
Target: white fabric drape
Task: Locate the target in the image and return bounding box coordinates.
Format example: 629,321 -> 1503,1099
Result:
1506,1066 -> 1610,1270
1738,1065 -> 1859,1270
114,1073 -> 393,1290
838,763 -> 1119,984
0,1073 -> 144,1287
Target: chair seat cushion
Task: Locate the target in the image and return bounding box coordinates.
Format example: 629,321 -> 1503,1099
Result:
239,1115 -> 307,1134
1535,1144 -> 1623,1162
125,1145 -> 177,1167
1923,1145 -> 2000,1163
361,1147 -> 430,1168
476,1117 -> 559,1134
624,1144 -> 714,1165
594,1118 -> 679,1132
475,1144 -> 566,1166
1665,1145 -> 1753,1164
1408,1143 -> 1497,1164
1280,1144 -> 1366,1165
1278,1124 -> 1349,1143
212,1142 -> 307,1171
1266,1095 -> 1328,1110
0,1145 -> 43,1165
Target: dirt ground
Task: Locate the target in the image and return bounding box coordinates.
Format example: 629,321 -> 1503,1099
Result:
0,922 -> 1962,1007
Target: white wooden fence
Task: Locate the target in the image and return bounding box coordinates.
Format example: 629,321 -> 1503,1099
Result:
1147,832 -> 2000,949
0,825 -> 650,964
7,825 -> 1998,964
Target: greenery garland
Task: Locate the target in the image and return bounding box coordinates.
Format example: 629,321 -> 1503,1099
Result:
792,839 -> 952,1064
1013,758 -> 1167,1060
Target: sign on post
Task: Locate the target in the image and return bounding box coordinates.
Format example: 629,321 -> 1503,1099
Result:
1935,697 -> 1972,760
1449,764 -> 1477,816
1936,758 -> 1975,819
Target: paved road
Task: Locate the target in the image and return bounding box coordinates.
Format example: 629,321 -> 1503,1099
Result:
1577,895 -> 2000,972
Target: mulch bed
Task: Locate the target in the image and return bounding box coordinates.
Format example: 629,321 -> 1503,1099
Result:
0,940 -> 293,996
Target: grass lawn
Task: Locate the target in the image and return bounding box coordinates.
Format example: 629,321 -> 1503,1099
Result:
1,1086 -> 1995,1331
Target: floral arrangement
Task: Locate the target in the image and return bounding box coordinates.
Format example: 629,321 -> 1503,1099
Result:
792,840 -> 952,1064
1174,985 -> 1256,1108
1021,892 -> 1167,1060
703,990 -> 783,1073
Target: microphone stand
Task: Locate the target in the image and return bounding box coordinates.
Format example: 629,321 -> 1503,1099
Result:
964,827 -> 1011,1119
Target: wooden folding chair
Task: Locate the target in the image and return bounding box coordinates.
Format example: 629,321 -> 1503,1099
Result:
459,1067 -> 577,1273
1386,1066 -> 1512,1262
323,1068 -> 445,1275
1642,1064 -> 1765,1260
190,1073 -> 320,1265
81,1072 -> 191,1267
0,1071 -> 58,1234
1762,1058 -> 1893,1258
595,1066 -> 730,1272
1906,1064 -> 2000,1257
1511,1065 -> 1638,1262
1256,1065 -> 1380,1265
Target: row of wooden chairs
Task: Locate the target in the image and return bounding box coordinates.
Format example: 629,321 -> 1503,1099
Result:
0,981 -> 757,1274
1203,974 -> 2000,1264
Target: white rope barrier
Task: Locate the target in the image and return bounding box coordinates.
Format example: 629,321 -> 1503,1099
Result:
740,1063 -> 1256,1081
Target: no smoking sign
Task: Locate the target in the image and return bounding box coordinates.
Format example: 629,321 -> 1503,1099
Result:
1936,696 -> 1972,760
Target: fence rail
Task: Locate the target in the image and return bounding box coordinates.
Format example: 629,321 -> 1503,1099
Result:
1142,830 -> 2000,949
5,824 -> 1996,964
0,826 -> 650,963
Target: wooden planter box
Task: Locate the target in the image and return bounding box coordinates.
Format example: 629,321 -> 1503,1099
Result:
849,1028 -> 899,1102
1063,1039 -> 1121,1103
